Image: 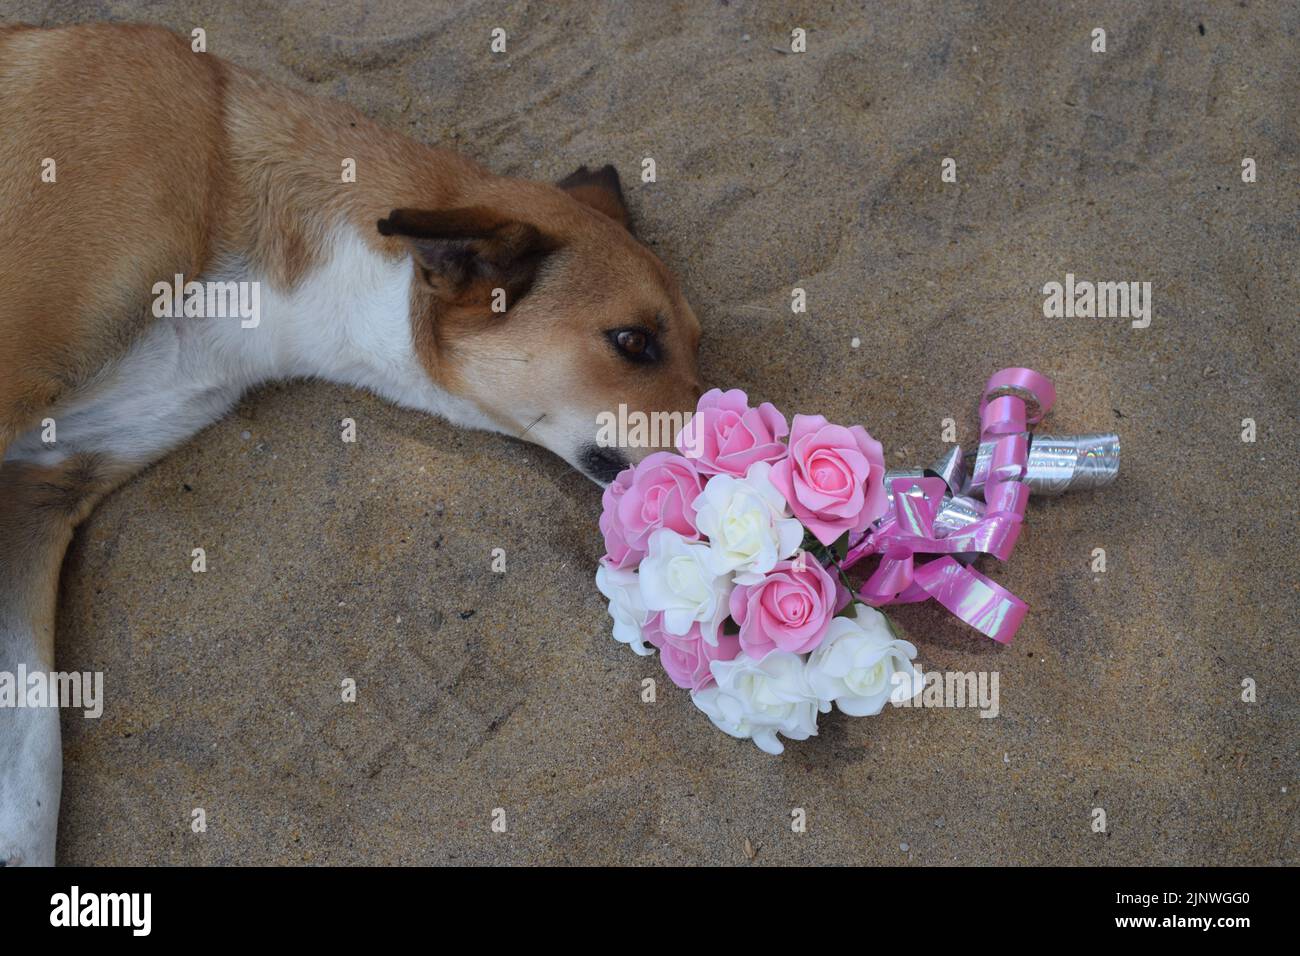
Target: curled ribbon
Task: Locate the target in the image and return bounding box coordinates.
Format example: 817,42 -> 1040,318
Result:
840,368 -> 1117,644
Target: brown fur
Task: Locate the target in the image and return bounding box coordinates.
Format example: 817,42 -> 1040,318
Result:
0,23 -> 702,463
0,25 -> 229,452
0,24 -> 705,865
0,20 -> 703,646
0,21 -> 704,867
0,20 -> 703,644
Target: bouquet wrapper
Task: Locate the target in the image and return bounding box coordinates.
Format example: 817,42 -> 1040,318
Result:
840,368 -> 1119,644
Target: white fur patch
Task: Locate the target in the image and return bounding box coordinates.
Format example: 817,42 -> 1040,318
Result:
4,226 -> 499,470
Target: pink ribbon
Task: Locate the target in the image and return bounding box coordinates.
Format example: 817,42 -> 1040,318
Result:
840,368 -> 1057,643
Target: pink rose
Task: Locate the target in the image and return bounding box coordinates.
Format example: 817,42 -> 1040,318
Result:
729,558 -> 850,659
676,388 -> 789,477
600,452 -> 703,568
598,466 -> 639,568
769,414 -> 887,546
644,613 -> 740,691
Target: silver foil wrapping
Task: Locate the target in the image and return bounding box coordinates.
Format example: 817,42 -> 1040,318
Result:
965,433 -> 1121,496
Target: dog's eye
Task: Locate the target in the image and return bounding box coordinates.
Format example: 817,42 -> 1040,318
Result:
608,328 -> 659,364
617,330 -> 647,354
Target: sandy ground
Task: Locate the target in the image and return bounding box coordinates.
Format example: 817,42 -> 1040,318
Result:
6,0 -> 1295,864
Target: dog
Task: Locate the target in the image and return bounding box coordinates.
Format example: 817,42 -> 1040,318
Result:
0,22 -> 703,866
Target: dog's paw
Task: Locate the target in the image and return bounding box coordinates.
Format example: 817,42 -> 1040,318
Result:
0,841 -> 52,866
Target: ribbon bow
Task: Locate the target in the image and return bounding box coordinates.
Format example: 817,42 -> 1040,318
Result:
840,368 -> 1113,644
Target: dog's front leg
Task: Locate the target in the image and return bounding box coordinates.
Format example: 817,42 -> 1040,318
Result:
0,572 -> 64,867
0,628 -> 61,867
0,456 -> 115,866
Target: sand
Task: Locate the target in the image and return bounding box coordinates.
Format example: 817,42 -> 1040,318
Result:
8,0 -> 1295,864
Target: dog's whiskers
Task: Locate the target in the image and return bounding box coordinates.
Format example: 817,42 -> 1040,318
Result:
519,413 -> 546,439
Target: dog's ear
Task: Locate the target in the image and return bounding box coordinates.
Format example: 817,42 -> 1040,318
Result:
557,164 -> 632,231
377,207 -> 556,306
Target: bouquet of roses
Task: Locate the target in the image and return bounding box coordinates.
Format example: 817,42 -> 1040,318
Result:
596,389 -> 921,754
596,369 -> 1120,753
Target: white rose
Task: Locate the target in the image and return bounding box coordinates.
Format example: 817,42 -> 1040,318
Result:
691,651 -> 823,755
637,529 -> 732,645
693,462 -> 804,585
595,562 -> 653,655
805,604 -> 919,717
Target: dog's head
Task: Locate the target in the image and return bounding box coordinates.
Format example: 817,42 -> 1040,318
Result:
377,165 -> 701,484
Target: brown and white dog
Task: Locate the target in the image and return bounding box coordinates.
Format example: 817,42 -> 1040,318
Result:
0,23 -> 703,865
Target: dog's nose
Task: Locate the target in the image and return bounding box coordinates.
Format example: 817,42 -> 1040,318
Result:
577,443 -> 630,485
